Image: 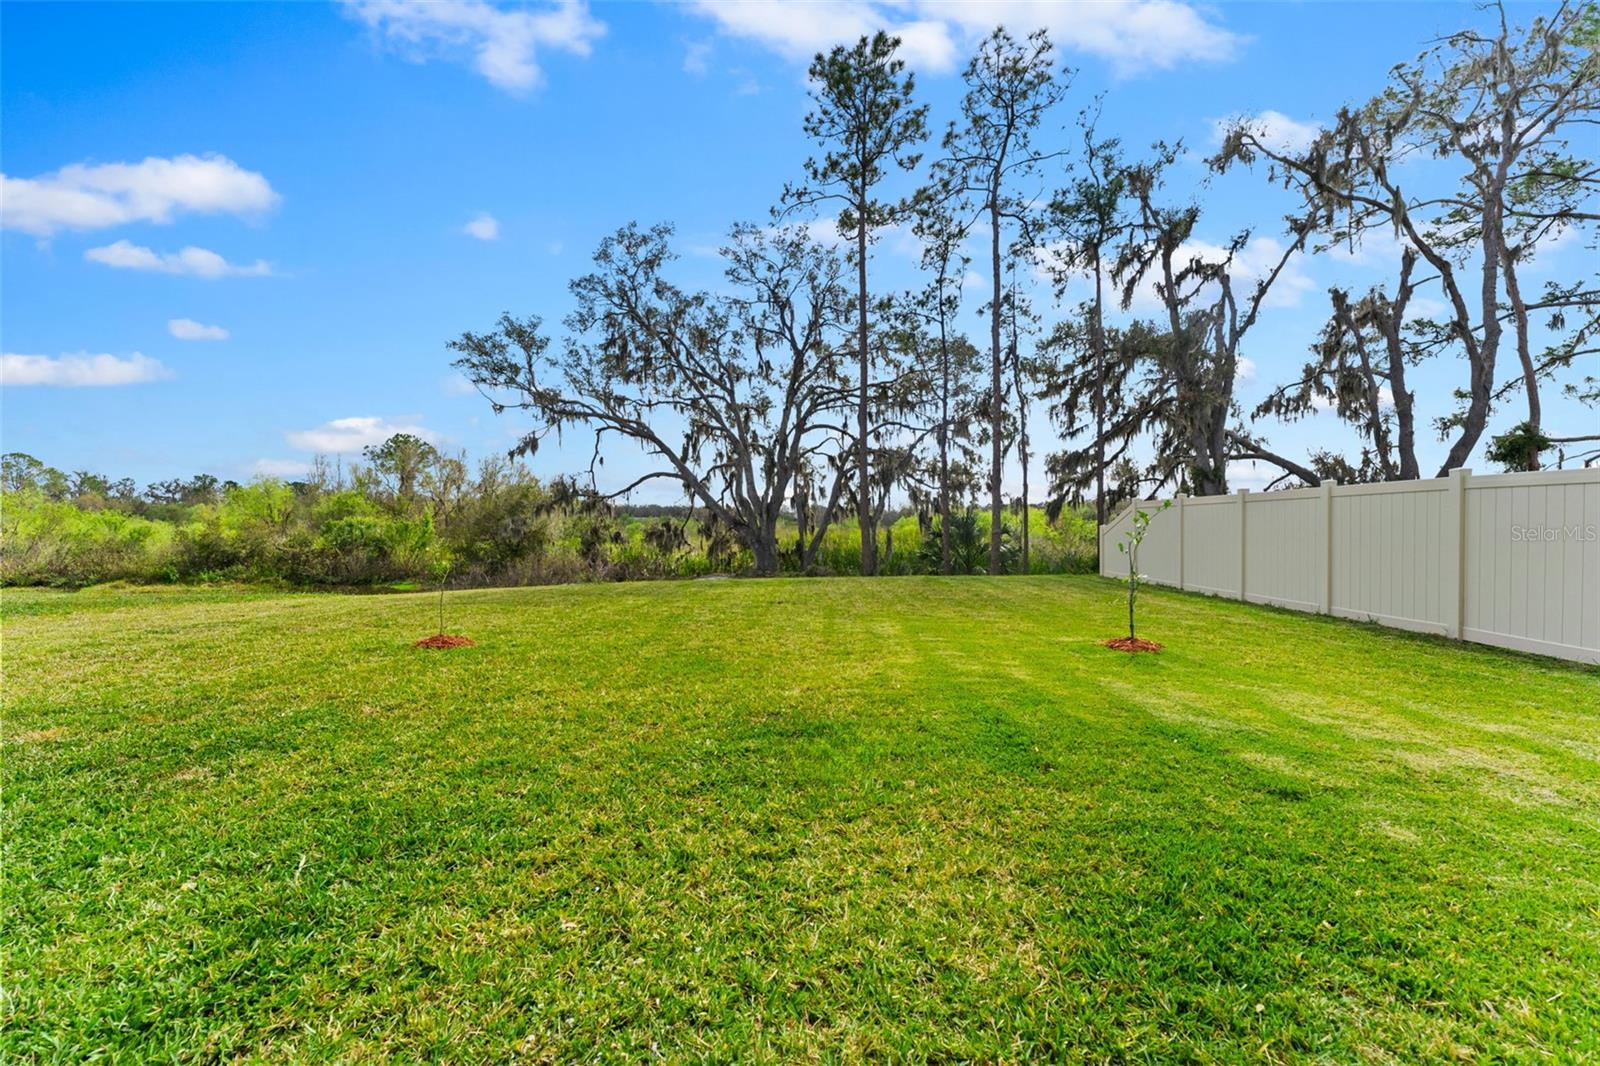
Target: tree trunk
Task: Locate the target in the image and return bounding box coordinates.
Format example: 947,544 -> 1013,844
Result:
1342,303 -> 1398,482
794,480 -> 811,568
856,214 -> 876,575
1019,399 -> 1030,574
1501,249 -> 1541,469
1436,172 -> 1506,476
1187,396 -> 1228,495
1383,254 -> 1421,481
1385,331 -> 1420,481
1014,321 -> 1030,575
750,529 -> 781,577
938,298 -> 952,576
1127,560 -> 1137,640
1092,245 -> 1106,526
988,197 -> 1004,575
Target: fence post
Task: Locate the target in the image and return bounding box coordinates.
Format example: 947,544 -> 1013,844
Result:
1237,488 -> 1250,601
1175,493 -> 1187,591
1443,467 -> 1471,640
1319,480 -> 1336,615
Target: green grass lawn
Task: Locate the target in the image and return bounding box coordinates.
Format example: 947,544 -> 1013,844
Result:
4,577 -> 1598,1062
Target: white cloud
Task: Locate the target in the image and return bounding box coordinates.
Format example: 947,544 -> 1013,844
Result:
732,68 -> 762,96
1236,356 -> 1256,382
790,217 -> 851,249
0,154 -> 278,237
168,317 -> 229,341
681,0 -> 1239,76
1,351 -> 171,387
683,38 -> 713,75
463,212 -> 499,240
1213,110 -> 1321,155
683,0 -> 956,71
1539,221 -> 1585,253
85,240 -> 273,278
1226,459 -> 1283,490
1324,227 -> 1406,268
342,0 -> 605,93
286,416 -> 440,453
253,458 -> 312,478
1404,295 -> 1450,323
441,373 -> 478,396
935,0 -> 1241,76
1189,235 -> 1314,310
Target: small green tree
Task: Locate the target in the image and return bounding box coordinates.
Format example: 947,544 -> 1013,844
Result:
1116,500 -> 1170,641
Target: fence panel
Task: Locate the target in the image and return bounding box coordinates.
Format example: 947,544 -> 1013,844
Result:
1097,467 -> 1600,664
1245,487 -> 1324,613
1182,496 -> 1242,598
1329,481 -> 1452,636
1140,500 -> 1184,586
1462,470 -> 1600,660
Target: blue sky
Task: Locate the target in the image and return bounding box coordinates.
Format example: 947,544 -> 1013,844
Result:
3,1 -> 1591,500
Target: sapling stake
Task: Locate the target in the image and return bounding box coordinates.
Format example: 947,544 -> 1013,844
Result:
433,559 -> 451,636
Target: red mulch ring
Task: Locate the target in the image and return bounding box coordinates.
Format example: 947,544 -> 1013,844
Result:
413,634 -> 476,649
1101,636 -> 1164,653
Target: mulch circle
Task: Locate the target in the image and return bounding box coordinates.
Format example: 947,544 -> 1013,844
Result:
413,634 -> 476,649
1101,636 -> 1164,653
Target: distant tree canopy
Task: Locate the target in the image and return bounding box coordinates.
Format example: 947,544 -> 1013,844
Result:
362,433 -> 440,513
450,2 -> 1596,545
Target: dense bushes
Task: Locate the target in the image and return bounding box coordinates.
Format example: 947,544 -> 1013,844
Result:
0,488 -> 442,587
0,448 -> 1097,588
0,498 -> 173,586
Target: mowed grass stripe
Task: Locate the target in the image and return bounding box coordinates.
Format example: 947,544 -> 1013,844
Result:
3,577 -> 1597,1061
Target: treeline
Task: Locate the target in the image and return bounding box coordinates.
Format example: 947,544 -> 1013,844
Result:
451,5 -> 1598,579
0,446 -> 1096,588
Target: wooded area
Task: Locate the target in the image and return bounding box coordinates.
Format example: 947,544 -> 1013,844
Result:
452,3 -> 1599,575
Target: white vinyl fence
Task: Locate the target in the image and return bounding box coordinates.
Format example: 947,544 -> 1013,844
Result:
1098,467 -> 1600,664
